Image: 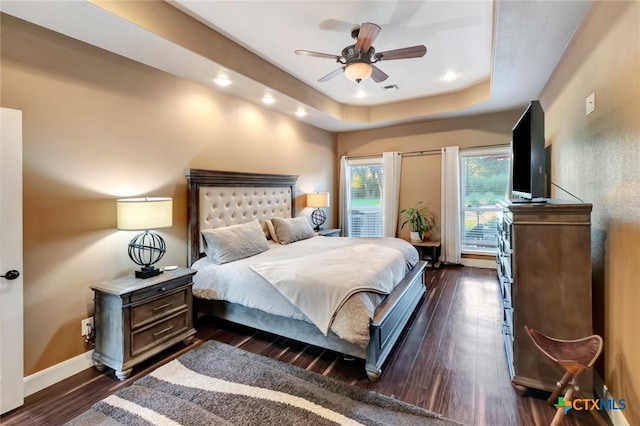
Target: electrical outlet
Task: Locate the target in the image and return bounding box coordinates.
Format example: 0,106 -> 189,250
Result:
81,317 -> 94,337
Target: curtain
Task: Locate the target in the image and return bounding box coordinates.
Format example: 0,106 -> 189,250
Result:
382,151 -> 402,237
441,146 -> 462,264
338,155 -> 349,236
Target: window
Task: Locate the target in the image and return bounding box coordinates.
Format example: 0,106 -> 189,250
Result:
460,147 -> 510,254
346,159 -> 383,237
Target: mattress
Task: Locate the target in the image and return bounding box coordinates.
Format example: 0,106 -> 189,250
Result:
192,236 -> 419,347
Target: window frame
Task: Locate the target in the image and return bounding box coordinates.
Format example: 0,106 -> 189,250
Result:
459,146 -> 511,255
344,157 -> 384,237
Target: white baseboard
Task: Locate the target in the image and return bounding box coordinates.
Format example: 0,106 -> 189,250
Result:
23,349 -> 94,397
594,371 -> 630,426
461,257 -> 496,269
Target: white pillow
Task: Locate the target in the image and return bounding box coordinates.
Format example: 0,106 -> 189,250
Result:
271,216 -> 315,245
201,220 -> 269,264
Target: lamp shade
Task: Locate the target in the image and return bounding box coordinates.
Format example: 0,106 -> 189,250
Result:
344,62 -> 372,82
117,197 -> 172,230
306,192 -> 330,208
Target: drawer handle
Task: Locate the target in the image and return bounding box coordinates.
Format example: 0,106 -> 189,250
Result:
152,302 -> 174,312
153,326 -> 174,338
157,287 -> 167,292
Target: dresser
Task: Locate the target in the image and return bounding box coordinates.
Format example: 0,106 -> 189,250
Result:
91,268 -> 197,380
497,200 -> 593,394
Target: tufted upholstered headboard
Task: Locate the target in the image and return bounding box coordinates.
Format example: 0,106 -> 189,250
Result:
185,169 -> 298,265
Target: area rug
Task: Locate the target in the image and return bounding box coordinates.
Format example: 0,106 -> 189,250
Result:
67,341 -> 459,425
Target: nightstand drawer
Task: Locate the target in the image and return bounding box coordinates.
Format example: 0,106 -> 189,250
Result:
131,310 -> 189,357
131,288 -> 188,329
130,275 -> 191,303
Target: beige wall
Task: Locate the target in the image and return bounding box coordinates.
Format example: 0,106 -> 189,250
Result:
337,110 -> 521,240
0,15 -> 336,375
3,6 -> 637,422
540,1 -> 639,423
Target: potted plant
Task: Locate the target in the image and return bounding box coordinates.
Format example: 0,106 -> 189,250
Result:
400,202 -> 437,242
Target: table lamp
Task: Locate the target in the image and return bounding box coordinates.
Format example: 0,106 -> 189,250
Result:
117,197 -> 172,278
306,192 -> 330,231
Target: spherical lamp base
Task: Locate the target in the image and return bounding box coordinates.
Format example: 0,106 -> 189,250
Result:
311,208 -> 327,232
128,230 -> 166,279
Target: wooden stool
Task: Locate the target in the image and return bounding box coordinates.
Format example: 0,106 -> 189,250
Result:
525,326 -> 605,426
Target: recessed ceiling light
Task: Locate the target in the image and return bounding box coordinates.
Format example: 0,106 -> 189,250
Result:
355,89 -> 367,99
442,71 -> 459,82
261,94 -> 275,105
295,108 -> 307,117
214,76 -> 232,87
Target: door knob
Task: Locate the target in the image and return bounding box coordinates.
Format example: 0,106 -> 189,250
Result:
1,270 -> 20,280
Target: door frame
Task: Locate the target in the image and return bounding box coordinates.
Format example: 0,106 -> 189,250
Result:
1,107 -> 24,414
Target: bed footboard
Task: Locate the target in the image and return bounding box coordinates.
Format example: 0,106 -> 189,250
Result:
194,260 -> 426,383
365,260 -> 427,381
194,299 -> 368,359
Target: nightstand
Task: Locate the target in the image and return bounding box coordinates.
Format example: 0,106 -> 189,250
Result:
318,228 -> 341,237
91,268 -> 197,380
411,240 -> 441,269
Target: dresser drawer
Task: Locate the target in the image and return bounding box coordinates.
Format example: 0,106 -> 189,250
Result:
131,288 -> 189,329
131,310 -> 189,357
504,306 -> 514,336
503,279 -> 512,308
503,323 -> 515,379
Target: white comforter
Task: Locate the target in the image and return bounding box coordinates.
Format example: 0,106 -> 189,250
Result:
191,236 -> 419,347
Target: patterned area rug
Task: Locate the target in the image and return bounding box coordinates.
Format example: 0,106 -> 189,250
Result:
67,341 -> 459,425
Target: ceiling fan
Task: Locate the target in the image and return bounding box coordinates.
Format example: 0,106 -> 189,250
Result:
295,22 -> 427,83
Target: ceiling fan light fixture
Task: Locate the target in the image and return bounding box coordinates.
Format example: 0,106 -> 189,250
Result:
344,61 -> 372,83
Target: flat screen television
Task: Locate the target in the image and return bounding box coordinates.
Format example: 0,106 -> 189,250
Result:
511,100 -> 546,201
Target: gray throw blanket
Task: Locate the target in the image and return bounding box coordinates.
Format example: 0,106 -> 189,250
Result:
250,243 -> 408,335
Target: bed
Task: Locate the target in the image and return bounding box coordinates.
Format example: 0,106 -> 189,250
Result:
185,169 -> 426,381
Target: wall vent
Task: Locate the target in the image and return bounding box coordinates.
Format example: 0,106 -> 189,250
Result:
381,84 -> 399,91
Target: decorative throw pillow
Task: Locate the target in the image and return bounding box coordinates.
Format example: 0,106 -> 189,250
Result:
271,216 -> 315,245
265,219 -> 279,244
201,219 -> 269,264
261,221 -> 271,240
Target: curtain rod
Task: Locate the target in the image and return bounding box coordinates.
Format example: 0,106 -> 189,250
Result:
344,143 -> 510,160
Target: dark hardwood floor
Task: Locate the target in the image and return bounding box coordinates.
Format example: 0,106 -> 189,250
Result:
1,266 -> 609,426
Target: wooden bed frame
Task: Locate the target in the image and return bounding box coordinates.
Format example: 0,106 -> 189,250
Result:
185,169 -> 426,381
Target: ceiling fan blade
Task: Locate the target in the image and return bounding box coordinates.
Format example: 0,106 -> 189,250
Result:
388,2 -> 425,26
355,22 -> 381,52
319,18 -> 357,33
376,45 -> 427,61
318,67 -> 344,82
295,50 -> 341,60
370,65 -> 389,83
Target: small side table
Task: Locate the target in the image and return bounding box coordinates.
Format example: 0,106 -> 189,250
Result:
91,268 -> 197,380
411,240 -> 441,269
318,228 -> 341,237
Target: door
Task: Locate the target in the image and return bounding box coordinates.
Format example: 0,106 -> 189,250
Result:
0,107 -> 24,414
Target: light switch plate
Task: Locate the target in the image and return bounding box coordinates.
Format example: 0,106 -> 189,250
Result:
586,92 -> 595,115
